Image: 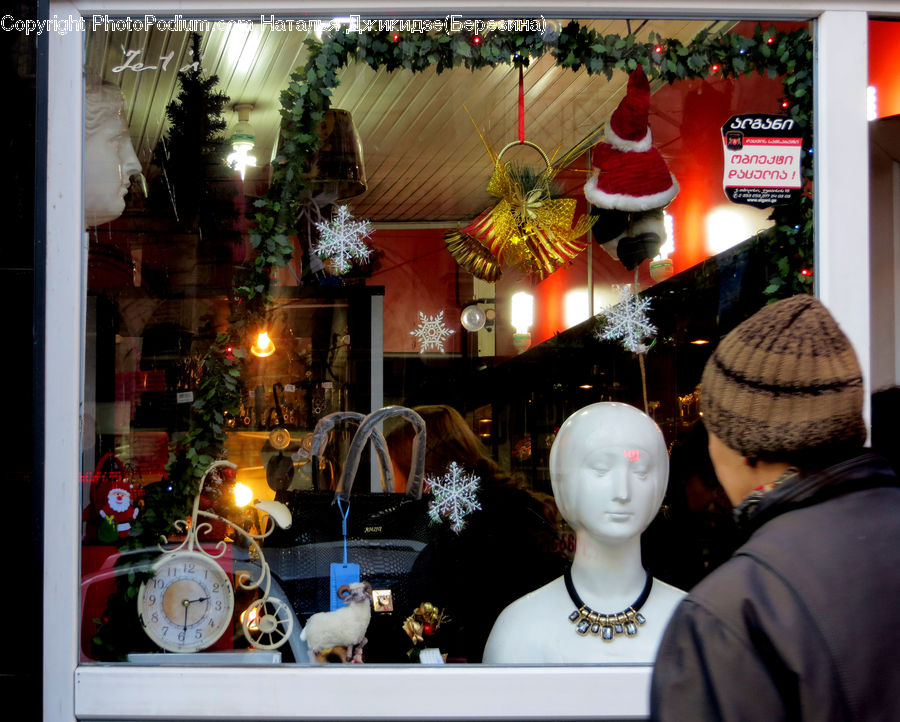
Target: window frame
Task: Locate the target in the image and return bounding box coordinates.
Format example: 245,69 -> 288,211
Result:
45,2 -> 875,719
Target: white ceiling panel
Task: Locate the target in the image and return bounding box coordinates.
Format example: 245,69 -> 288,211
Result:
87,18 -> 728,222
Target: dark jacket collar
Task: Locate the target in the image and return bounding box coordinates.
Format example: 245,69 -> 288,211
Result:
733,452 -> 899,533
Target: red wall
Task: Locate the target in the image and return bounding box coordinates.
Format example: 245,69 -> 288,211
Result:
870,21 -> 900,119
368,228 -> 462,354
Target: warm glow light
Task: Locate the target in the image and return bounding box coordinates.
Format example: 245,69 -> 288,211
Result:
867,86 -> 878,121
511,292 -> 533,354
654,211 -> 675,260
579,384 -> 593,390
511,292 -> 534,335
564,288 -> 590,328
690,339 -> 710,345
227,142 -> 257,181
227,104 -> 258,181
251,331 -> 276,357
711,63 -> 720,72
234,483 -> 254,507
241,605 -> 260,632
705,205 -> 773,256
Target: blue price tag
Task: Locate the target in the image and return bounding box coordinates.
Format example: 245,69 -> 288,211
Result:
329,563 -> 361,611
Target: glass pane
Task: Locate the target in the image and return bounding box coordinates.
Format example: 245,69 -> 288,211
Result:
80,16 -> 813,667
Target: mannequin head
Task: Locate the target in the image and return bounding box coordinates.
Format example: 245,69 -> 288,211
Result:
549,402 -> 668,543
84,82 -> 141,227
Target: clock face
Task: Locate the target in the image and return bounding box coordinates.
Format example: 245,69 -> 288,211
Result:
138,550 -> 235,653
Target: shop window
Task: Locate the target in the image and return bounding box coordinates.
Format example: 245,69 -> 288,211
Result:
79,15 -> 814,670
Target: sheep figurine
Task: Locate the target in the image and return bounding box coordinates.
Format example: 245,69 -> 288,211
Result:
300,581 -> 373,663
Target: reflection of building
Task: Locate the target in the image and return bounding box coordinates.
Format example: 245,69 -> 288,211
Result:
21,7 -> 899,722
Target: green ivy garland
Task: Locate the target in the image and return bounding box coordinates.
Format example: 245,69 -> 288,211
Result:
163,19 -> 814,548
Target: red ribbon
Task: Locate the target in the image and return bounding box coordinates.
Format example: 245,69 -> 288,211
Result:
518,65 -> 525,144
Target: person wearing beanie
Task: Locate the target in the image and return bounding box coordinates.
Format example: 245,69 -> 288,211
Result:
650,295 -> 900,721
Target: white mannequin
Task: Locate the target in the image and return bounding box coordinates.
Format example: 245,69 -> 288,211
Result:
483,402 -> 685,663
85,82 -> 141,227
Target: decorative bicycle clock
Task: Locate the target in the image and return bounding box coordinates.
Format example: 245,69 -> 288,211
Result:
138,460 -> 294,653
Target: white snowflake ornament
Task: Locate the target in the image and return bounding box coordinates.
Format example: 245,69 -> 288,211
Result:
312,205 -> 373,275
596,285 -> 656,354
427,462 -> 481,534
410,310 -> 455,354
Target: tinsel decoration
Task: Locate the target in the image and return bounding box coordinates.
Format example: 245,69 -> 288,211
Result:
445,140 -> 596,282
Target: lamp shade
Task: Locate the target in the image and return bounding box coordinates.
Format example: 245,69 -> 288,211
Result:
308,109 -> 367,201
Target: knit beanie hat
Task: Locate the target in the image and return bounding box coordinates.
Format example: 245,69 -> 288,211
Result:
700,295 -> 866,459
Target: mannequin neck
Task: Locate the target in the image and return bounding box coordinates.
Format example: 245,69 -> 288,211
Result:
570,530 -> 646,600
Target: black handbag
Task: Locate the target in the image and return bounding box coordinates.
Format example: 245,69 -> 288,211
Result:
264,407 -> 434,660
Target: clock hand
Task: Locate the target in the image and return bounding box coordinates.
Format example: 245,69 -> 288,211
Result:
186,596 -> 210,604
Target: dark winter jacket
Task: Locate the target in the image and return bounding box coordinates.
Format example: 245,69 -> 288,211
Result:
650,452 -> 900,721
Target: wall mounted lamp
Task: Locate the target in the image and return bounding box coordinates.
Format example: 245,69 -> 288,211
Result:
511,291 -> 534,354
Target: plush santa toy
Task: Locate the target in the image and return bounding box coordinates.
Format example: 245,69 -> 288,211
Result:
584,65 -> 679,270
99,477 -> 139,539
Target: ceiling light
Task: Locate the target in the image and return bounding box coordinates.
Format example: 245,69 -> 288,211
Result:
227,103 -> 257,181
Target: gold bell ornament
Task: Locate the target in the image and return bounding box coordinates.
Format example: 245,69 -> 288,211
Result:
445,139 -> 596,282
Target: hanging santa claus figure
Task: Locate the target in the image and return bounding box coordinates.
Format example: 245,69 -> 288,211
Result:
99,476 -> 139,539
584,65 -> 679,270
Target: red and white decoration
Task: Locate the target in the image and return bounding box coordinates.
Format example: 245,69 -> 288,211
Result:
583,66 -> 679,213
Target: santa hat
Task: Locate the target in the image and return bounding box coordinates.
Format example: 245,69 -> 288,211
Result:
584,66 -> 679,212
607,65 -> 653,152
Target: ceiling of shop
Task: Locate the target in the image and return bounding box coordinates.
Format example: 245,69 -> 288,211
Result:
88,18 -> 728,223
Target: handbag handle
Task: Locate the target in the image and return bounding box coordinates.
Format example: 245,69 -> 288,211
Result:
337,406 -> 426,502
92,451 -> 124,478
310,411 -> 395,493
